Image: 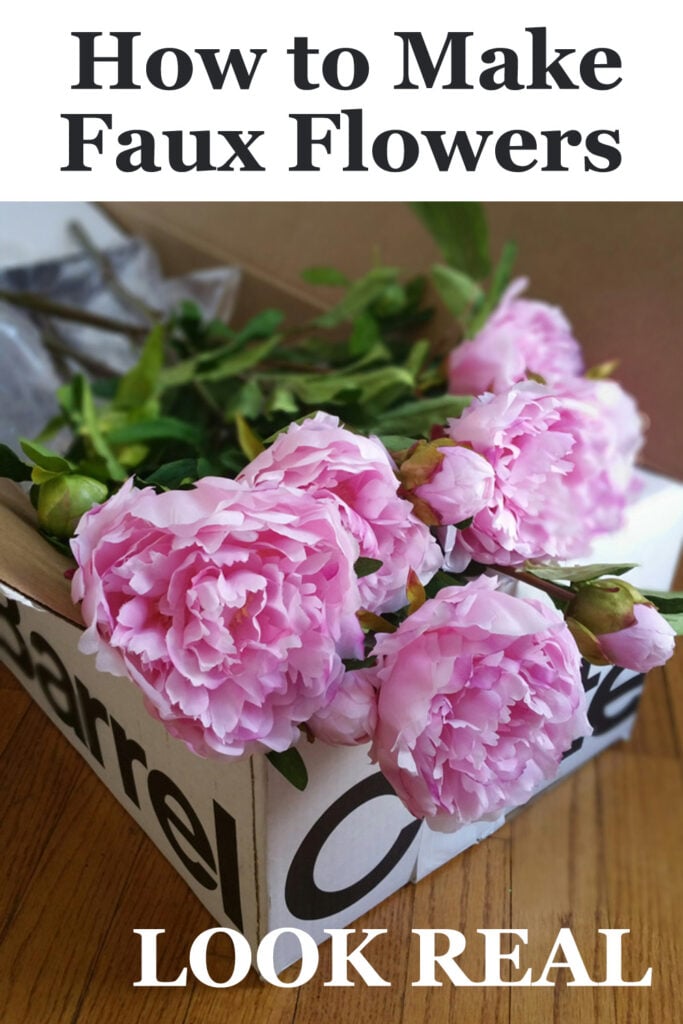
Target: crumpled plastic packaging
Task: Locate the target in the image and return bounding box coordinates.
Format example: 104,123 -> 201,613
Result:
0,237 -> 241,453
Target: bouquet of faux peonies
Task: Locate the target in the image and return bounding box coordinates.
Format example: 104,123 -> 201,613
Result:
1,203 -> 679,834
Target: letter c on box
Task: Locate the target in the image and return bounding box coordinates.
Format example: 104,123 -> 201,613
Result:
285,772 -> 421,919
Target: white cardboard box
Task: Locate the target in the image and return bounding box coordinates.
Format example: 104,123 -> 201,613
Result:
2,469 -> 682,971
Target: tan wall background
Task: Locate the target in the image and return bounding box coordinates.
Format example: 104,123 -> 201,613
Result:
103,203 -> 683,480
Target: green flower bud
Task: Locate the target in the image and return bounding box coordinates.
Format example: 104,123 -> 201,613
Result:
567,578 -> 648,637
37,474 -> 109,540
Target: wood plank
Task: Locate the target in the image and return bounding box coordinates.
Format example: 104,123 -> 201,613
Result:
0,659 -> 22,689
401,837 -> 511,1024
599,752 -> 683,1023
508,760 -> 617,1024
71,848 -> 213,1024
0,703 -> 86,938
0,686 -> 29,756
662,641 -> 683,755
626,667 -> 678,757
291,882 -> 416,1024
0,763 -> 148,1024
662,559 -> 683,752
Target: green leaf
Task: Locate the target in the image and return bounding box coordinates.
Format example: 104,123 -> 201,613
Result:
467,240 -> 518,334
235,414 -> 265,461
143,459 -> 204,489
115,325 -> 165,409
354,557 -> 383,579
77,376 -> 127,482
105,417 -> 203,447
301,266 -> 350,287
160,334 -> 281,389
374,394 -> 472,437
487,240 -> 518,307
403,339 -> 430,381
266,748 -> 308,791
424,570 -> 462,599
19,439 -> 74,475
410,202 -> 491,279
0,444 -> 32,482
234,309 -> 284,344
315,267 -> 399,328
662,612 -> 683,634
34,413 -> 69,443
377,435 -> 418,451
348,312 -> 381,357
371,282 -> 407,318
224,378 -> 265,420
432,263 -> 484,318
267,383 -> 299,416
524,561 -> 638,584
277,364 -> 414,412
342,655 -> 378,671
639,590 -> 683,615
178,299 -> 202,323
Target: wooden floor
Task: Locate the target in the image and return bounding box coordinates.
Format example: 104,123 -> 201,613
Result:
1,611 -> 682,1022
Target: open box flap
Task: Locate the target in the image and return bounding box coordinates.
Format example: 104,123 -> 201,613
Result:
103,201 -> 683,481
0,480 -> 78,624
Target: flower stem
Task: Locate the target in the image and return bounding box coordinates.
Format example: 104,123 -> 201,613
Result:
491,565 -> 574,604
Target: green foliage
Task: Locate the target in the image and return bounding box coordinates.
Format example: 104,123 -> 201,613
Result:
410,202 -> 491,279
467,241 -> 518,334
2,202 -> 501,543
639,590 -> 683,615
0,444 -> 33,482
266,748 -> 308,791
431,264 -> 484,319
373,394 -> 472,437
354,557 -> 383,579
524,562 -> 639,584
301,266 -> 350,287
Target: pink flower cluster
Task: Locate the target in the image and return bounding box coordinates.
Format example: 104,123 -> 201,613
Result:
239,412 -> 442,613
448,278 -> 584,395
68,280 -> 670,833
72,477 -> 365,759
442,280 -> 643,568
367,577 -> 590,830
445,378 -> 643,568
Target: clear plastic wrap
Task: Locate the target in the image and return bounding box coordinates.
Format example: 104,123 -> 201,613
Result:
0,236 -> 241,451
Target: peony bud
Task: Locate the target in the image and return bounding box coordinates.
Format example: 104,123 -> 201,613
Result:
568,578 -> 646,636
307,671 -> 378,746
567,578 -> 676,672
37,474 -> 109,539
398,440 -> 494,527
596,603 -> 676,673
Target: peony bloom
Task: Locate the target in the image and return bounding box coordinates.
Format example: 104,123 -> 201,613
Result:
368,576 -> 590,831
71,477 -> 364,759
445,378 -> 643,568
447,278 -> 584,395
398,440 -> 495,527
307,670 -> 378,746
597,603 -> 676,673
239,411 -> 442,613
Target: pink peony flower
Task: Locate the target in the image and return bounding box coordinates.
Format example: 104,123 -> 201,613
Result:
307,670 -> 378,746
239,411 -> 442,613
71,477 -> 364,759
445,378 -> 643,568
410,444 -> 495,527
447,278 -> 584,395
598,603 -> 676,673
368,576 -> 590,830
